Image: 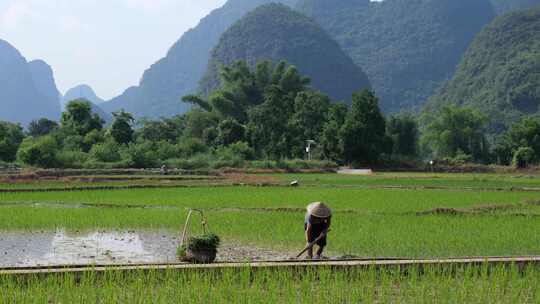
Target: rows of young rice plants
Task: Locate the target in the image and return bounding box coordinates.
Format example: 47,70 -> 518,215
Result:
1,186 -> 538,213
0,181 -> 163,190
1,205 -> 540,257
1,265 -> 539,303
3,171 -> 540,191
271,172 -> 540,189
0,176 -> 220,190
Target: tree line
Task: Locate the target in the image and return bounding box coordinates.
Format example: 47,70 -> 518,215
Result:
1,60 -> 539,169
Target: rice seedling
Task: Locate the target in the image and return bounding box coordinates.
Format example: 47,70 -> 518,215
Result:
1,264 -> 539,303
1,205 -> 540,258
273,172 -> 540,189
1,185 -> 539,213
1,172 -> 540,301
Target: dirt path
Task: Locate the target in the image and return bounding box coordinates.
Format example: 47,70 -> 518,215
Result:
4,256 -> 540,277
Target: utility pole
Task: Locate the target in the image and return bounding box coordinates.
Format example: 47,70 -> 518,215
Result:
306,140 -> 316,161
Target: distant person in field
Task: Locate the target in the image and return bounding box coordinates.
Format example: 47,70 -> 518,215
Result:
304,202 -> 332,259
160,164 -> 168,175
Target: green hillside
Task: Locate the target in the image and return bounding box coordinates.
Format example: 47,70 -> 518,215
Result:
201,3 -> 370,102
296,0 -> 495,113
427,7 -> 540,134
102,0 -> 298,119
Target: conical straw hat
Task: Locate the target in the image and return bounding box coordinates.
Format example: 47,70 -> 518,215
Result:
307,202 -> 332,218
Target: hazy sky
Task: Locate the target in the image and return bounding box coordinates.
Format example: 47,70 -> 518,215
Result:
0,0 -> 227,100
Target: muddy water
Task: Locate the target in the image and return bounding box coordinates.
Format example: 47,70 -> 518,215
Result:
0,230 -> 179,267
0,230 -> 290,268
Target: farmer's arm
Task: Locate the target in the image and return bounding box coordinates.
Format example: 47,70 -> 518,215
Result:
305,223 -> 312,243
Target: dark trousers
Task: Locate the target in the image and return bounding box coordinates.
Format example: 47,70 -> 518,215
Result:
304,223 -> 327,247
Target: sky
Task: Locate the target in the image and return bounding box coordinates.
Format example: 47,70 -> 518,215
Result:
0,0 -> 227,100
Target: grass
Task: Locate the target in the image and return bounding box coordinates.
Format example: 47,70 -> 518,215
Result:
1,174 -> 540,258
1,186 -> 539,213
272,172 -> 540,189
2,205 -> 540,258
1,265 -> 539,303
2,172 -> 540,302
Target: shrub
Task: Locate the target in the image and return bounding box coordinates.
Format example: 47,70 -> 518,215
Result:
0,121 -> 24,162
217,119 -> 245,146
282,159 -> 337,170
82,129 -> 105,152
83,159 -> 131,169
247,159 -> 337,170
452,151 -> 474,165
17,136 -> 59,168
177,138 -> 208,158
225,142 -> 255,160
211,157 -> 245,169
513,147 -> 536,168
89,141 -> 122,163
249,160 -> 277,169
212,142 -> 254,168
120,141 -> 158,168
56,150 -> 89,169
164,154 -> 213,170
62,135 -> 84,152
202,127 -> 218,146
155,141 -> 180,160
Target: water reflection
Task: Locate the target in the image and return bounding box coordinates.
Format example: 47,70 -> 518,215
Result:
0,230 -> 178,267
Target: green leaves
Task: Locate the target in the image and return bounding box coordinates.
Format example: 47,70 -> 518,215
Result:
299,0 -> 494,112
0,121 -> 24,162
111,110 -> 135,145
201,3 -> 369,103
183,233 -> 221,252
16,135 -> 59,168
340,90 -> 388,165
61,99 -> 104,137
428,7 -> 540,134
422,105 -> 489,162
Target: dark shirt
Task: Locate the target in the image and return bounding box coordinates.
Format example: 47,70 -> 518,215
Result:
305,213 -> 331,228
304,213 -> 331,245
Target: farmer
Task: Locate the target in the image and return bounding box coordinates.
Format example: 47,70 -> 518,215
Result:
304,202 -> 332,259
160,164 -> 168,175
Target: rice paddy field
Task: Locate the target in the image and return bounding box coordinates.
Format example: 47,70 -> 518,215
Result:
2,265 -> 540,303
2,171 -> 540,302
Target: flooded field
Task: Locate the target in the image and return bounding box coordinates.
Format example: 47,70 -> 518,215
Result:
0,230 -> 289,268
0,230 -> 178,267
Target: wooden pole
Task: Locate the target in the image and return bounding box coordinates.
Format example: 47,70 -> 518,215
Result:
180,209 -> 193,247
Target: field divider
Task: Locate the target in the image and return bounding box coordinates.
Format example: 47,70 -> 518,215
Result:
3,182 -> 540,193
3,256 -> 540,277
0,183 -> 231,193
3,201 -> 540,219
0,182 -> 289,193
304,184 -> 540,192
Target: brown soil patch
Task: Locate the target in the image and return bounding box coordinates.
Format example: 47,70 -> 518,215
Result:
525,199 -> 540,206
218,244 -> 293,262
